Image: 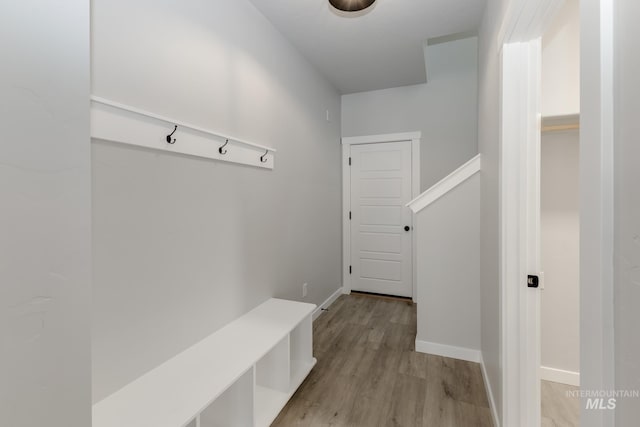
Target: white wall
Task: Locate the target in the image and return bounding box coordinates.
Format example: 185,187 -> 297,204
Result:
0,1 -> 92,426
580,0 -> 615,425
542,0 -> 580,117
91,0 -> 342,402
478,0 -> 510,422
614,0 -> 640,422
541,131 -> 580,382
341,37 -> 478,191
415,174 -> 481,356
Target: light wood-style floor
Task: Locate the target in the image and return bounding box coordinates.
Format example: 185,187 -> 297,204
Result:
541,380 -> 580,427
273,294 -> 493,427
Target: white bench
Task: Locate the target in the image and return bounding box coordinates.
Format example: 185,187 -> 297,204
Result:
93,298 -> 317,427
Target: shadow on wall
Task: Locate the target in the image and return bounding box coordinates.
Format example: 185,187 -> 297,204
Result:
91,0 -> 342,404
341,36 -> 479,191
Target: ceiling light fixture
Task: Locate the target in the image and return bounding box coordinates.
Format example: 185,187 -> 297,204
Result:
329,0 -> 376,12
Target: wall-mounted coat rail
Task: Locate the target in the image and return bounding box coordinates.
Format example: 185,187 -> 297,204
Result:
90,96 -> 276,169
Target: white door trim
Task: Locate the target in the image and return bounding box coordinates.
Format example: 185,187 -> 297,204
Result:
501,40 -> 543,427
579,1 -> 615,426
501,1 -> 616,424
342,132 -> 421,303
499,1 -> 563,426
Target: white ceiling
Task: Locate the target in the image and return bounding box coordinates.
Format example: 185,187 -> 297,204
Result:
248,0 -> 486,94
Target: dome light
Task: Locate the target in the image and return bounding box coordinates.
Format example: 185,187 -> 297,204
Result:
329,0 -> 376,13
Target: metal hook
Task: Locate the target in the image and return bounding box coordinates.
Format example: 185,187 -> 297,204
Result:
219,139 -> 229,155
260,149 -> 269,163
166,125 -> 177,144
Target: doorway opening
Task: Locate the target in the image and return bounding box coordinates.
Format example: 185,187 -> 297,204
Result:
540,116 -> 581,425
538,1 -> 581,424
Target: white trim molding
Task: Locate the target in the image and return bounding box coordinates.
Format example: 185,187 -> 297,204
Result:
579,1 -> 615,426
415,340 -> 498,427
540,366 -> 580,387
498,0 -> 563,46
342,131 -> 422,146
406,154 -> 481,213
312,287 -> 344,321
91,96 -> 276,169
497,1 -> 566,426
415,340 -> 481,364
500,40 -> 543,427
481,355 -> 500,427
342,132 -> 421,303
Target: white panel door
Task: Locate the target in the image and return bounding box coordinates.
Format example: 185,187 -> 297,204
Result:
350,141 -> 413,297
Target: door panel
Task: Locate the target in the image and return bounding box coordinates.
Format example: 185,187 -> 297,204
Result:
360,205 -> 403,225
360,178 -> 403,198
360,150 -> 402,171
359,233 -> 402,254
350,141 -> 413,297
360,259 -> 402,281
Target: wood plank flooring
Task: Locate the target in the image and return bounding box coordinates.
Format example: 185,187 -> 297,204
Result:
272,294 -> 493,427
541,380 -> 580,427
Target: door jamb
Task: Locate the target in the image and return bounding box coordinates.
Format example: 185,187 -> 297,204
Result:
579,1 -> 616,425
501,40 -> 543,427
341,132 -> 421,303
498,0 -> 569,425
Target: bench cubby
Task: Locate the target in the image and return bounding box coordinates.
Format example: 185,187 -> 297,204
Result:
92,299 -> 316,427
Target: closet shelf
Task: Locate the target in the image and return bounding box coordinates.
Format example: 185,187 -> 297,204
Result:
542,113 -> 580,132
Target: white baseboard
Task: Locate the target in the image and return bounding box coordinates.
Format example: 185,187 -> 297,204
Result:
414,339 -> 481,363
312,287 -> 343,321
540,366 -> 580,386
415,341 -> 497,425
480,355 -> 500,427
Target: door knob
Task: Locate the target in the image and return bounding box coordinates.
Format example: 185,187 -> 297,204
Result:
404,226 -> 411,232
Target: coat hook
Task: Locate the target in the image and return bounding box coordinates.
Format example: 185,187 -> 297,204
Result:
260,149 -> 269,163
166,125 -> 177,144
219,139 -> 229,155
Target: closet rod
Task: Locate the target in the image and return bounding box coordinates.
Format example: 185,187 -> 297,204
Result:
90,96 -> 277,153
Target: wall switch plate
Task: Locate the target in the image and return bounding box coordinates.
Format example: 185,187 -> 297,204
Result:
302,283 -> 308,297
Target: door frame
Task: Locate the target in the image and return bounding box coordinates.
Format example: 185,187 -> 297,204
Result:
341,132 -> 421,303
498,1 -> 564,425
498,0 -> 616,426
578,1 -> 615,425
501,40 -> 544,426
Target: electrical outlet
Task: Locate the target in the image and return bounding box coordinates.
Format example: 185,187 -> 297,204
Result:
302,283 -> 308,298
